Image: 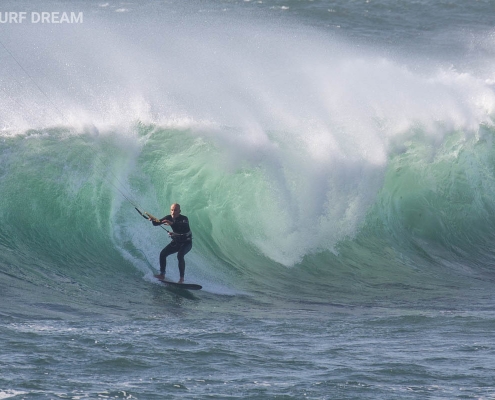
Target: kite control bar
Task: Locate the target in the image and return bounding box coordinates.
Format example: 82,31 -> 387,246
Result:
135,208 -> 160,222
134,207 -> 170,232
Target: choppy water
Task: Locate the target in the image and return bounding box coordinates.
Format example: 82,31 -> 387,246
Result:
1,0 -> 495,398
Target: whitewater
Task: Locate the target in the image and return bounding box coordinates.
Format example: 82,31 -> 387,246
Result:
1,0 -> 495,398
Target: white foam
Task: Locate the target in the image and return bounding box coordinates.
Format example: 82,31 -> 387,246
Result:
0,391 -> 28,400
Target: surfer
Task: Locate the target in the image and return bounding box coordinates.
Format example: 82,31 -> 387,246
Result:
150,203 -> 192,283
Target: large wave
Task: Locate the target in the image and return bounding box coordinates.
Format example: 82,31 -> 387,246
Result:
1,1 -> 495,310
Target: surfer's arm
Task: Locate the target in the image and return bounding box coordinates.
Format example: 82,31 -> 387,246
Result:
151,217 -> 172,226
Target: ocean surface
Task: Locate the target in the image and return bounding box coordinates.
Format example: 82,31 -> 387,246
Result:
1,0 -> 495,398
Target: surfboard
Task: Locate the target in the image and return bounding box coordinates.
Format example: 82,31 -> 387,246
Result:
159,279 -> 202,291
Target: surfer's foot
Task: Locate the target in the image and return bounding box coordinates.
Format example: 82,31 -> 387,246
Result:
154,274 -> 165,281
178,278 -> 184,284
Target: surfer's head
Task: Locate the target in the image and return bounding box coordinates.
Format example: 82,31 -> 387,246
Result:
170,203 -> 181,218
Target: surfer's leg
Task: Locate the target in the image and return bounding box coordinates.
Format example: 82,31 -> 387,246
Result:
159,243 -> 179,276
177,241 -> 192,282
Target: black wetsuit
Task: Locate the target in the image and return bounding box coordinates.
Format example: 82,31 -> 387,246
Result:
153,214 -> 192,279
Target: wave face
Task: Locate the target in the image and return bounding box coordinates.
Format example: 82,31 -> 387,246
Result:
1,0 -> 495,313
